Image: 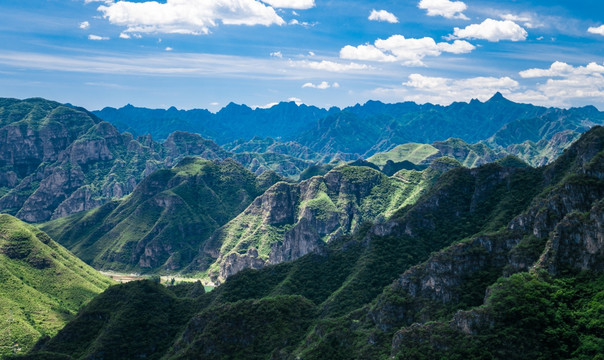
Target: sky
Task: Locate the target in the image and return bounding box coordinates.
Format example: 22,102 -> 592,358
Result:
1,0 -> 604,111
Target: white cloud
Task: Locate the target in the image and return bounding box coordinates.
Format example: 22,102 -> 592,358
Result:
302,81 -> 339,89
453,19 -> 527,42
261,0 -> 315,9
119,32 -> 131,39
88,34 -> 109,40
588,25 -> 604,36
291,60 -> 370,72
368,9 -> 398,23
165,47 -> 173,51
436,39 -> 476,54
79,21 -> 90,29
84,0 -> 112,3
510,63 -> 604,107
340,44 -> 397,63
340,35 -> 474,66
374,73 -> 519,105
308,51 -> 315,56
288,97 -> 302,104
289,19 -> 314,27
500,13 -> 540,29
418,0 -> 468,20
210,102 -> 220,106
97,0 -> 285,36
256,102 -> 279,109
519,61 -> 604,78
270,51 -> 283,58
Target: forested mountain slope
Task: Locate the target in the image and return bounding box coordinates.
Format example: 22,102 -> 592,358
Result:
0,214 -> 112,358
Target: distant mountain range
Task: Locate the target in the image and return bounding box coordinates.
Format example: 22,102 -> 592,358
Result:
94,93 -> 603,162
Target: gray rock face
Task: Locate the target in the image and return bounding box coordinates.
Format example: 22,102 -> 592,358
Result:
538,199 -> 604,274
203,165 -> 423,283
370,234 -> 523,332
0,99 -> 242,222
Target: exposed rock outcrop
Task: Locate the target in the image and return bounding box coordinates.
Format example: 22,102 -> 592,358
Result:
201,165 -> 440,283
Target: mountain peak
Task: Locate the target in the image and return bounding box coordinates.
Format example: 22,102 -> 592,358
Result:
488,91 -> 506,102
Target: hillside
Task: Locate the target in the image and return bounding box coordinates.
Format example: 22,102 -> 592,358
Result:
0,214 -> 113,358
40,158 -> 281,273
22,126 -> 604,360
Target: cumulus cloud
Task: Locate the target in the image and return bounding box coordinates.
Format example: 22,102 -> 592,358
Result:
79,21 -> 90,29
368,9 -> 399,23
302,81 -> 339,89
97,0 -> 285,36
165,47 -> 173,51
261,0 -> 315,9
519,61 -> 604,78
374,73 -> 519,105
291,59 -> 369,72
511,62 -> 604,107
452,19 -> 527,42
418,0 -> 468,20
588,25 -> 604,36
88,34 -> 109,40
340,35 -> 474,66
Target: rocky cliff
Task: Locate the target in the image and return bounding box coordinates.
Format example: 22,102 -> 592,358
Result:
196,163 -> 443,283
40,158 -> 280,273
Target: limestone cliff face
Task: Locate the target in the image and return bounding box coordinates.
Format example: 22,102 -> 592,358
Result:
370,233 -> 523,332
201,165 -> 440,283
41,158 -> 277,273
538,199 -> 604,275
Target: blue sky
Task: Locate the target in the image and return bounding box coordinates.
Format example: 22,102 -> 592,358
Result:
1,0 -> 603,111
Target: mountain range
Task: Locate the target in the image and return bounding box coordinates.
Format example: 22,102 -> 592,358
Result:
0,95 -> 603,359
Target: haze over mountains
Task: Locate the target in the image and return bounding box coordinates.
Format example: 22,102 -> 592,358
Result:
1,95 -> 603,359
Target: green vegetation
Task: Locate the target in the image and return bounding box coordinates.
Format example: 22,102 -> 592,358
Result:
368,143 -> 439,166
393,272 -> 604,360
29,281 -> 203,360
40,158 -> 279,274
0,214 -> 113,357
